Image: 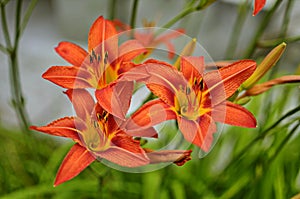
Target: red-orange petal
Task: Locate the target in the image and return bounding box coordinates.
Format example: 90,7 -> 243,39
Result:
64,89 -> 95,121
125,99 -> 177,133
30,117 -> 82,144
54,143 -> 95,186
154,29 -> 185,59
55,42 -> 88,67
213,101 -> 257,128
180,56 -> 204,82
125,127 -> 158,138
88,16 -> 118,54
112,131 -> 147,153
42,66 -> 93,89
95,81 -> 133,120
96,146 -> 149,167
147,84 -> 175,106
204,60 -> 256,105
117,40 -> 146,63
178,115 -> 216,152
253,0 -> 266,16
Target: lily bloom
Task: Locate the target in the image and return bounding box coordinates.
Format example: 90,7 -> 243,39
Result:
30,89 -> 150,186
121,57 -> 257,151
253,0 -> 266,16
42,16 -> 146,89
42,16 -> 146,119
112,19 -> 185,59
31,89 -> 192,186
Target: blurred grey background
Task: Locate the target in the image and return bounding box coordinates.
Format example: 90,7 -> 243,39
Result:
1,0 -> 299,128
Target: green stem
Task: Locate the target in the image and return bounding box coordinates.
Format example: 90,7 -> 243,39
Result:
223,105 -> 300,171
161,0 -> 217,30
258,35 -> 300,48
161,6 -> 196,30
0,43 -> 10,54
1,0 -> 38,133
225,0 -> 249,59
9,48 -> 31,132
268,121 -> 300,163
261,104 -> 300,136
1,4 -> 12,48
280,0 -> 294,38
130,0 -> 139,29
243,0 -> 283,58
0,0 -> 11,6
109,0 -> 116,20
19,0 -> 38,36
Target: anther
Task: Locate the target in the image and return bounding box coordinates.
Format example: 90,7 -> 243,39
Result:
93,120 -> 99,128
186,87 -> 191,95
96,113 -> 102,120
104,51 -> 109,64
92,49 -> 97,60
199,78 -> 204,90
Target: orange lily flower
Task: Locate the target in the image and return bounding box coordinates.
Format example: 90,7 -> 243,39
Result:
112,19 -> 185,59
42,16 -> 146,89
42,16 -> 146,119
253,0 -> 266,16
30,89 -> 150,186
121,57 -> 257,151
31,89 -> 192,185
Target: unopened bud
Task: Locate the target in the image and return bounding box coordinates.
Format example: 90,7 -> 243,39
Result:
242,42 -> 286,89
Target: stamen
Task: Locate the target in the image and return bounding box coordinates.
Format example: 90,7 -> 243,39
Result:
186,87 -> 191,95
92,49 -> 97,60
93,120 -> 99,128
90,55 -> 93,64
199,78 -> 204,91
96,113 -> 101,120
104,51 -> 109,64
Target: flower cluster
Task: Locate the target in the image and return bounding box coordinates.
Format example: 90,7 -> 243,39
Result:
31,16 -> 257,186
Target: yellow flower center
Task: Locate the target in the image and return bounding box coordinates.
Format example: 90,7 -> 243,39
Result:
175,85 -> 201,120
89,49 -> 117,89
82,111 -> 113,152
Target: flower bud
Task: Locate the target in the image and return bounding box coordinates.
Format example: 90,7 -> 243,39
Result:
242,42 -> 286,89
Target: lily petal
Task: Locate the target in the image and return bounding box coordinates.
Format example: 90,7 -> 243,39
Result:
42,66 -> 93,89
95,81 -> 133,120
64,89 -> 95,121
147,83 -> 176,106
88,16 -> 118,61
214,101 -> 257,128
178,115 -> 216,151
30,117 -> 82,143
111,132 -> 147,153
125,127 -> 158,138
180,56 -> 204,82
125,99 -> 177,133
54,143 -> 95,186
154,29 -> 185,59
55,42 -> 88,67
96,146 -> 149,167
144,61 -> 187,100
117,40 -> 147,63
253,0 -> 266,16
204,60 -> 256,105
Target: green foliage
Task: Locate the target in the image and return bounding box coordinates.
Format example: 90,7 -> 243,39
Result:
0,85 -> 299,198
